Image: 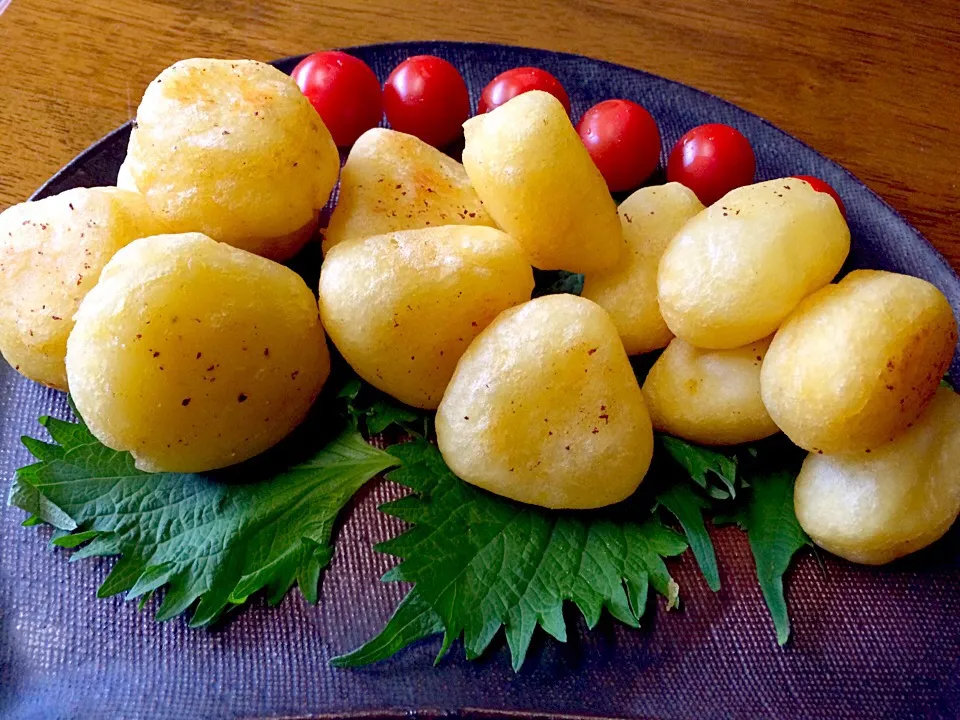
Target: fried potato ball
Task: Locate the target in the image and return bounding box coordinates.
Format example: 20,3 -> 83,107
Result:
462,91 -> 623,273
658,178 -> 850,349
436,295 -> 654,509
322,128 -> 494,253
643,335 -> 778,445
319,225 -> 533,409
0,187 -> 167,390
761,270 -> 957,454
795,387 -> 960,565
116,158 -> 137,191
582,183 -> 703,355
124,58 -> 339,261
66,232 -> 329,473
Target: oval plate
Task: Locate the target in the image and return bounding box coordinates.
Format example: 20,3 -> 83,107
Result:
1,41 -> 958,720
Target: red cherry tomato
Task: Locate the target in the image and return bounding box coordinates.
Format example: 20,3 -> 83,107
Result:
478,67 -> 571,115
667,124 -> 756,206
577,99 -> 661,192
792,175 -> 847,218
291,51 -> 382,147
383,55 -> 470,147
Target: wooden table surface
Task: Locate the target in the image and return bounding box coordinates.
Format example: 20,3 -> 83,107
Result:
1,0 -> 957,267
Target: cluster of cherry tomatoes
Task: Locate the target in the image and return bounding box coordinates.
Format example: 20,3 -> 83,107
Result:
292,51 -> 844,213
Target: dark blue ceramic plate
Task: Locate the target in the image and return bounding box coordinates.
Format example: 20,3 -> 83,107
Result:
1,41 -> 958,720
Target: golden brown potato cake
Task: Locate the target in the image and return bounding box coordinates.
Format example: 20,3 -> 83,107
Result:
67,232 -> 329,472
319,225 -> 533,409
0,187 -> 167,390
658,178 -> 850,349
761,269 -> 957,454
124,58 -> 339,261
795,387 -> 960,565
322,128 -> 494,253
462,91 -> 623,274
643,335 -> 779,445
436,294 -> 654,509
116,158 -> 137,191
582,183 -> 703,355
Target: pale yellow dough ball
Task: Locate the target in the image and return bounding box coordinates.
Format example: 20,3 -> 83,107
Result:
795,387 -> 960,565
67,233 -> 329,473
124,58 -> 339,261
462,91 -> 623,274
658,178 -> 850,349
319,225 -> 534,409
322,128 -> 494,253
761,270 -> 957,454
436,294 -> 654,509
116,159 -> 137,191
643,335 -> 779,446
582,182 -> 704,355
0,187 -> 167,390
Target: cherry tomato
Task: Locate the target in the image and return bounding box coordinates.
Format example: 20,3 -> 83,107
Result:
478,67 -> 571,115
667,124 -> 756,206
291,51 -> 382,147
383,55 -> 470,148
792,175 -> 847,219
576,99 -> 661,192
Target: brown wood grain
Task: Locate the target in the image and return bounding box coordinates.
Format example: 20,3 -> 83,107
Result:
0,0 -> 957,266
